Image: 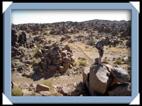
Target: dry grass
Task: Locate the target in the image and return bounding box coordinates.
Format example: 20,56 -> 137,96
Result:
114,57 -> 123,65
77,57 -> 87,66
40,80 -> 53,88
12,87 -> 23,96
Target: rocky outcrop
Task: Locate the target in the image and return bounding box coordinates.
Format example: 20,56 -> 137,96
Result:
88,64 -> 111,95
39,42 -> 74,74
83,58 -> 131,96
82,67 -> 90,88
11,19 -> 131,96
12,19 -> 131,48
111,67 -> 130,83
18,31 -> 27,46
12,29 -> 18,47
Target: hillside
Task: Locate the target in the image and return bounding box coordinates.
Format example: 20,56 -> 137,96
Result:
11,19 -> 131,96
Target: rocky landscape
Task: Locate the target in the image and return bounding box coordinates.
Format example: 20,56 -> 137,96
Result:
11,19 -> 131,96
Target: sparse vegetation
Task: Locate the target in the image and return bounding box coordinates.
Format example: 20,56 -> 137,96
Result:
12,87 -> 23,96
114,57 -> 123,65
40,80 -> 53,88
78,57 -> 87,66
87,37 -> 96,46
12,19 -> 131,96
43,32 -> 48,36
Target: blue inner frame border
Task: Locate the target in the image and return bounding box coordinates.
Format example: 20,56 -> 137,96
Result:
3,3 -> 139,104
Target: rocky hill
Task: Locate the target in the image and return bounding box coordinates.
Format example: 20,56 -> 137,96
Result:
11,19 -> 131,96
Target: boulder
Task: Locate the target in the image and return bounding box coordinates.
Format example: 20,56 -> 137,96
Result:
111,67 -> 130,83
36,84 -> 50,92
82,67 -> 90,88
88,64 -> 111,95
84,60 -> 131,96
108,83 -> 131,96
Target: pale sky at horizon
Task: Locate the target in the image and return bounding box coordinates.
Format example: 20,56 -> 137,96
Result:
12,10 -> 131,24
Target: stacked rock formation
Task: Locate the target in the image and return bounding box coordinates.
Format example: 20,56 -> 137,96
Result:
83,58 -> 131,96
39,42 -> 74,74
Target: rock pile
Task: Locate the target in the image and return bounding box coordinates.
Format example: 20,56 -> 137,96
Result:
12,28 -> 75,77
12,29 -> 27,47
39,42 -> 74,74
83,58 -> 131,96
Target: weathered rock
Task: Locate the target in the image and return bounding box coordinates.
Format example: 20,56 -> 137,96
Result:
12,29 -> 18,47
88,64 -> 111,95
108,83 -> 131,96
47,65 -> 57,71
104,64 -> 113,72
58,66 -> 65,73
56,85 -> 75,96
61,50 -> 67,56
62,57 -> 70,63
29,83 -> 36,91
84,61 -> 131,96
12,47 -> 22,58
18,31 -> 27,45
82,67 -> 90,88
39,42 -> 74,74
22,70 -> 33,78
36,84 -> 50,92
111,67 -> 130,83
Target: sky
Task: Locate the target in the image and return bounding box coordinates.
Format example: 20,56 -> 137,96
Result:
12,10 -> 131,24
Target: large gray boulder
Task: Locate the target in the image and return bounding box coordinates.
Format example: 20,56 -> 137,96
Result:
83,62 -> 131,96
88,64 -> 111,95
